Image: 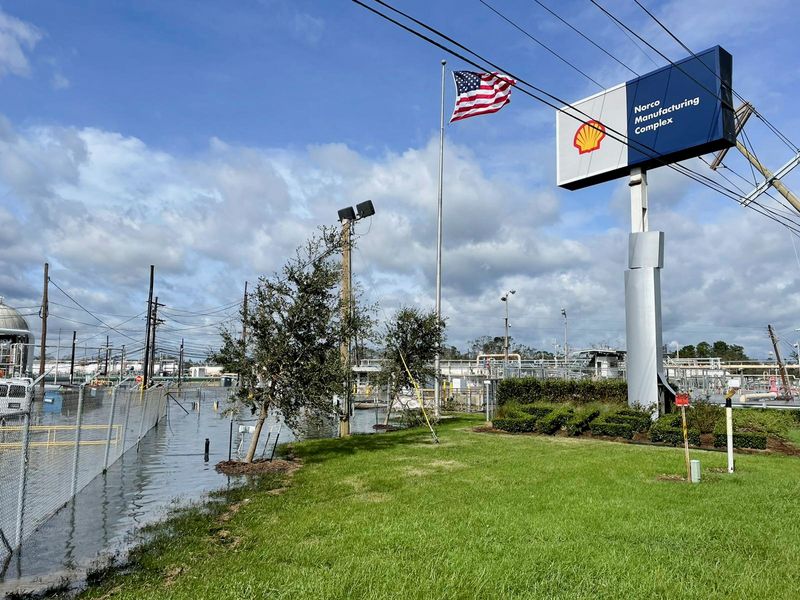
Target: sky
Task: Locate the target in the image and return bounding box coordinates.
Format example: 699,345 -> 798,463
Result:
0,0 -> 799,362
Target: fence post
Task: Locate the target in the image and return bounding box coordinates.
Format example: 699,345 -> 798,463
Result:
14,411 -> 31,548
70,385 -> 85,498
137,387 -> 150,445
120,389 -> 132,453
103,386 -> 119,472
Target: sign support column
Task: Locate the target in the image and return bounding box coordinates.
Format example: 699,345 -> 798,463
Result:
624,169 -> 668,415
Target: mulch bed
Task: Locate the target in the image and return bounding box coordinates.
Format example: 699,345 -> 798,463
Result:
215,458 -> 301,476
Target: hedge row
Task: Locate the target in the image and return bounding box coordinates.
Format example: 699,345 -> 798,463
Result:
496,378 -> 627,406
649,415 -> 701,446
494,403 -> 651,439
712,420 -> 768,449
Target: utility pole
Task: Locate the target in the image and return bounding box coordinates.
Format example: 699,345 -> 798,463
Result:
710,103 -> 800,213
120,344 -> 126,383
501,290 -> 515,377
178,339 -> 184,386
142,265 -> 154,388
149,297 -> 164,380
340,219 -> 352,438
103,335 -> 110,376
54,328 -> 61,385
69,331 -> 76,385
561,308 -> 568,378
38,262 -> 49,393
767,324 -> 793,399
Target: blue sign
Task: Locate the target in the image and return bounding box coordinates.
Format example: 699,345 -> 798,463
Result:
556,46 -> 735,190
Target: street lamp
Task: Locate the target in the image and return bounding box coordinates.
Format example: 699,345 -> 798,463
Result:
561,308 -> 568,378
336,200 -> 375,438
500,290 -> 516,375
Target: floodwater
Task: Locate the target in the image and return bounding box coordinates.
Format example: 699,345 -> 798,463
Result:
0,388 -> 386,597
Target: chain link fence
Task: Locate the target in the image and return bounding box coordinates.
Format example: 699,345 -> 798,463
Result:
0,382 -> 173,562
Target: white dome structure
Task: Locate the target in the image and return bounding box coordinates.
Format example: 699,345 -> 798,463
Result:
0,298 -> 34,376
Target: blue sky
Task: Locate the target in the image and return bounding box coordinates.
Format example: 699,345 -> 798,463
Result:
1,0 -> 799,361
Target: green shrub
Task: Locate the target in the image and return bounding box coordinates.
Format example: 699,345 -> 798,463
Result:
712,430 -> 767,450
650,415 -> 701,446
519,403 -> 555,419
565,406 -> 602,436
589,418 -> 634,439
492,413 -> 537,433
607,408 -> 653,433
537,406 -> 574,435
686,400 -> 724,433
712,419 -> 768,449
496,377 -> 627,406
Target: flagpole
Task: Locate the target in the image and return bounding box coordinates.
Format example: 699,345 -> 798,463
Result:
434,59 -> 445,419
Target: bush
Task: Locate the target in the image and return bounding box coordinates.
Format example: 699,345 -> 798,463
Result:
496,377 -> 627,406
589,418 -> 634,439
650,415 -> 701,446
565,406 -> 602,436
713,419 -> 768,449
519,403 -> 555,419
537,406 -> 574,435
686,400 -> 723,433
606,408 -> 653,433
712,430 -> 767,450
492,413 -> 537,433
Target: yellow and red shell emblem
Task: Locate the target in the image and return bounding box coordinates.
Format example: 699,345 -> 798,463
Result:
573,120 -> 606,154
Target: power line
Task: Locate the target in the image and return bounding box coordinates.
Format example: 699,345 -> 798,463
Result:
479,0 -> 605,88
530,0 -> 639,77
48,278 -> 142,344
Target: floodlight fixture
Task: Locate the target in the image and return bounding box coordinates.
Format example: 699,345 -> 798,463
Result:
337,207 -> 356,222
356,200 -> 375,219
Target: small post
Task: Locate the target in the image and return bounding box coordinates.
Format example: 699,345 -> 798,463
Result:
726,395 -> 735,473
103,386 -> 119,472
228,412 -> 233,461
204,438 -> 210,462
485,380 -> 491,422
690,459 -> 701,484
681,405 -> 691,482
14,411 -> 32,548
70,385 -> 85,498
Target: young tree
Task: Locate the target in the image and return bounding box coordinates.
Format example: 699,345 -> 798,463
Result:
214,227 -> 370,462
378,307 -> 444,418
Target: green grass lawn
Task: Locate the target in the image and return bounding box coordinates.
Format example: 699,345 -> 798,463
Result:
81,415 -> 800,600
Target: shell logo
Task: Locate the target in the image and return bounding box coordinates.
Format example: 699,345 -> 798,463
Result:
573,120 -> 606,154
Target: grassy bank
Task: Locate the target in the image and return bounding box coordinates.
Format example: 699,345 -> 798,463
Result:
80,415 -> 800,599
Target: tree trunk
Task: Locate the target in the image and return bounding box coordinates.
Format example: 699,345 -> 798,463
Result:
384,393 -> 395,427
245,403 -> 268,463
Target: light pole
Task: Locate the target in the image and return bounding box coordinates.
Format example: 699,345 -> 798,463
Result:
336,200 -> 375,437
561,308 -> 568,378
501,290 -> 516,377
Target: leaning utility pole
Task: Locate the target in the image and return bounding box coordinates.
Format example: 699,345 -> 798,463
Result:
710,103 -> 800,213
142,265 -> 154,388
340,219 -> 352,438
767,324 -> 793,399
38,262 -> 49,393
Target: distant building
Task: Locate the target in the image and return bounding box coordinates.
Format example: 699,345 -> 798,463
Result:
189,365 -> 224,378
0,298 -> 34,376
573,349 -> 626,379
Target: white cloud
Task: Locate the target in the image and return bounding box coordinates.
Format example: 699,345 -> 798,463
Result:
0,8 -> 42,79
0,113 -> 797,358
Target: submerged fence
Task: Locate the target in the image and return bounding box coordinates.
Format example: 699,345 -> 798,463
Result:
0,383 -> 176,559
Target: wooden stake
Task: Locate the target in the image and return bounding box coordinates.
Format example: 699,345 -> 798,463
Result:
681,405 -> 691,482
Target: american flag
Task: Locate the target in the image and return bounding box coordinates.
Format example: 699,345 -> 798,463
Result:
450,71 -> 516,123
